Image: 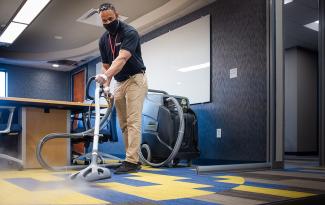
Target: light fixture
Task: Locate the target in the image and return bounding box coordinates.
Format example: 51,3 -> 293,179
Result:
52,64 -> 60,68
284,0 -> 294,4
177,62 -> 210,72
0,0 -> 51,44
0,22 -> 28,44
304,20 -> 319,32
13,0 -> 51,24
54,35 -> 63,40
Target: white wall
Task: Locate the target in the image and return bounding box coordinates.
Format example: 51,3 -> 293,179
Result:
0,71 -> 6,97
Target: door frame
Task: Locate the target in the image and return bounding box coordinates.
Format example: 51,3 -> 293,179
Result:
271,0 -> 325,167
268,0 -> 285,169
319,0 -> 325,167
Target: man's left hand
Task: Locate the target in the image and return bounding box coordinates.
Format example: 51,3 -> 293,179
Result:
103,86 -> 112,98
95,74 -> 108,85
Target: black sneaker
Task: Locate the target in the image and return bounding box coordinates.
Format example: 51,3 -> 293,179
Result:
114,161 -> 141,174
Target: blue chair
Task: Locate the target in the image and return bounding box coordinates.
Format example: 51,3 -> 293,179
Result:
70,105 -> 120,165
0,106 -> 23,169
70,105 -> 118,146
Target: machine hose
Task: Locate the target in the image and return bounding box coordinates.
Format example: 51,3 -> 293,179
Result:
37,82 -> 185,169
36,76 -> 113,171
138,93 -> 185,168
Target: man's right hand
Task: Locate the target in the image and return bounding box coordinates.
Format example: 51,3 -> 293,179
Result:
95,74 -> 108,85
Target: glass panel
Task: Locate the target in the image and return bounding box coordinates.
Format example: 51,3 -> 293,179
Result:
284,0 -> 319,162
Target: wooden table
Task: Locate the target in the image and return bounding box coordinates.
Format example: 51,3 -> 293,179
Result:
0,97 -> 102,169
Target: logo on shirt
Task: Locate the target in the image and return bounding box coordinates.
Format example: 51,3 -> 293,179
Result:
116,42 -> 121,46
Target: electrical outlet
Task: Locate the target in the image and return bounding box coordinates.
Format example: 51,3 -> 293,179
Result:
216,129 -> 222,138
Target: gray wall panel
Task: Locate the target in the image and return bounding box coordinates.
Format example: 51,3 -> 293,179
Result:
297,48 -> 318,152
285,48 -> 298,152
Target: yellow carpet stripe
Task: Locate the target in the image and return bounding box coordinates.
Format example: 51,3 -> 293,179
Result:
141,166 -> 164,171
233,185 -> 316,198
216,176 -> 245,184
215,176 -> 316,199
98,172 -> 213,201
0,169 -> 74,182
0,179 -> 110,205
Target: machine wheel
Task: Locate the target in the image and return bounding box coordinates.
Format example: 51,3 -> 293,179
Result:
140,144 -> 152,164
17,164 -> 24,171
187,160 -> 192,167
172,158 -> 180,167
166,159 -> 179,168
7,161 -> 24,171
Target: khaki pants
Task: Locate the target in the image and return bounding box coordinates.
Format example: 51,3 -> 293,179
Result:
114,73 -> 148,164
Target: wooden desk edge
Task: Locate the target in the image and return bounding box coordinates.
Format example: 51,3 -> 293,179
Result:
0,97 -> 109,111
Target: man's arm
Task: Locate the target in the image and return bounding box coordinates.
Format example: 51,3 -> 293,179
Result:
96,50 -> 131,85
104,49 -> 132,79
102,63 -> 111,87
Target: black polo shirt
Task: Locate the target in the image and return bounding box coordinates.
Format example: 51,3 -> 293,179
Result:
99,21 -> 146,82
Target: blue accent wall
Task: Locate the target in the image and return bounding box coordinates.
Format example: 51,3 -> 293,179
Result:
1,63 -> 70,100
71,0 -> 267,164
143,0 -> 267,164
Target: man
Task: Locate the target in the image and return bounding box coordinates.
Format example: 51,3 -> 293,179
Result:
95,3 -> 148,174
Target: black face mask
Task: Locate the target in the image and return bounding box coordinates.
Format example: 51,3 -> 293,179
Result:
103,20 -> 119,34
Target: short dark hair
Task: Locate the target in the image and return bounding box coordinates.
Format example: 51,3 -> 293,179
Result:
99,3 -> 116,12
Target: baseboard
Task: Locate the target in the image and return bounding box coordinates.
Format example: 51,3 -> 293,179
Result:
271,161 -> 284,169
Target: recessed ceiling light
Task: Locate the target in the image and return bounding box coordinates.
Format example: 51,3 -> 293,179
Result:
13,0 -> 51,24
54,35 -> 63,40
304,20 -> 319,32
0,0 -> 51,45
52,64 -> 60,68
284,0 -> 294,4
0,22 -> 28,44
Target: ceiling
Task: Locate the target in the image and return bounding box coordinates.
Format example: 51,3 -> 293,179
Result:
1,0 -> 317,72
284,0 -> 319,51
0,0 -> 215,71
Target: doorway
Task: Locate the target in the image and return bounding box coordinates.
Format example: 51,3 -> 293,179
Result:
283,0 -> 320,164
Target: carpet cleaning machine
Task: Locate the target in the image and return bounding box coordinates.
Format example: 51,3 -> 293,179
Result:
36,76 -> 200,181
139,90 -> 200,167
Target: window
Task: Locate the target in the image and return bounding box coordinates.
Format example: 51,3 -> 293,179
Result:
0,71 -> 7,97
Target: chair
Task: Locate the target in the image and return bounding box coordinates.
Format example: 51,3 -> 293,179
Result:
70,104 -> 119,165
0,106 -> 23,169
